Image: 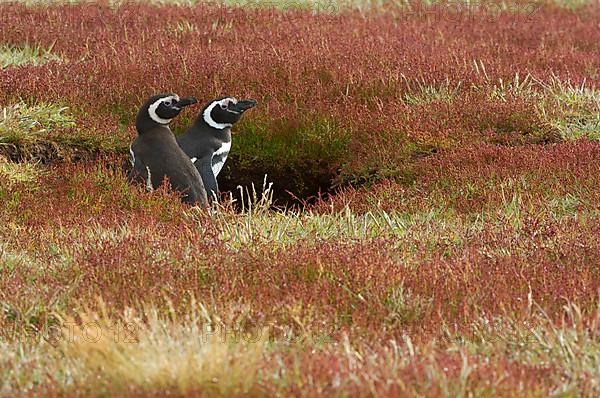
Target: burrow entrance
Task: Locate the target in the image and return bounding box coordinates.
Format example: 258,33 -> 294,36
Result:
218,156 -> 338,209
0,142 -> 99,165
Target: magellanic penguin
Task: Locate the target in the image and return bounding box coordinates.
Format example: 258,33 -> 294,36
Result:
176,97 -> 257,201
128,93 -> 208,207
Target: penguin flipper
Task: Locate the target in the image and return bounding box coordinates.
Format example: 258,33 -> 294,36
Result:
195,156 -> 219,202
127,160 -> 144,184
128,156 -> 153,191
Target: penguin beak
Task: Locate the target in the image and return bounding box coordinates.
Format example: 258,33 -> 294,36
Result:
173,96 -> 198,110
228,99 -> 257,113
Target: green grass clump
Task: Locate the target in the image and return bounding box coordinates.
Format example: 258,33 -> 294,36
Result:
0,102 -> 126,158
0,158 -> 44,185
0,102 -> 76,156
402,78 -> 461,106
473,72 -> 600,142
0,102 -> 76,144
554,113 -> 600,141
0,43 -> 61,69
235,116 -> 351,169
543,82 -> 600,141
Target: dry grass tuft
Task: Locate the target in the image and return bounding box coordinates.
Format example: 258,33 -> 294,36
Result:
60,301 -> 268,396
466,301 -> 600,395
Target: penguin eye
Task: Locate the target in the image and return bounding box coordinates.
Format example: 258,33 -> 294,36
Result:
220,103 -> 228,110
163,99 -> 173,107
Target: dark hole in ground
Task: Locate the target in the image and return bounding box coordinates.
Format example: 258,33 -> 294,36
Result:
218,155 -> 338,210
0,142 -> 99,164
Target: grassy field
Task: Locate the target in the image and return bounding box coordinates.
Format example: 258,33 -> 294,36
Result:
1,0 -> 599,396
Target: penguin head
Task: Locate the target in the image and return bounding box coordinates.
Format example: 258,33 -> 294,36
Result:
201,97 -> 257,130
136,93 -> 198,133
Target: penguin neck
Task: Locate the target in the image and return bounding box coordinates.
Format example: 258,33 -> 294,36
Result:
196,117 -> 232,142
136,112 -> 169,134
136,119 -> 172,136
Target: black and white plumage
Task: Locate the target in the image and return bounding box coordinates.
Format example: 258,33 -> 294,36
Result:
177,97 -> 257,201
128,93 -> 208,206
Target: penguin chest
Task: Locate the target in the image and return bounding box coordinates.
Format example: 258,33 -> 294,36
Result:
211,141 -> 231,177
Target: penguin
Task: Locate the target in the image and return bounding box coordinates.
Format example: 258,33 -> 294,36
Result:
176,97 -> 257,201
128,93 -> 208,207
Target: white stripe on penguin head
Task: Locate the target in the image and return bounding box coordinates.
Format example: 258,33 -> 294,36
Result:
203,98 -> 236,129
148,95 -> 178,125
225,97 -> 240,114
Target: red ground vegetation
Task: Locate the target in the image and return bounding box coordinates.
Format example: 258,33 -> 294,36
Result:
1,2 -> 599,396
323,140 -> 600,213
1,141 -> 598,340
